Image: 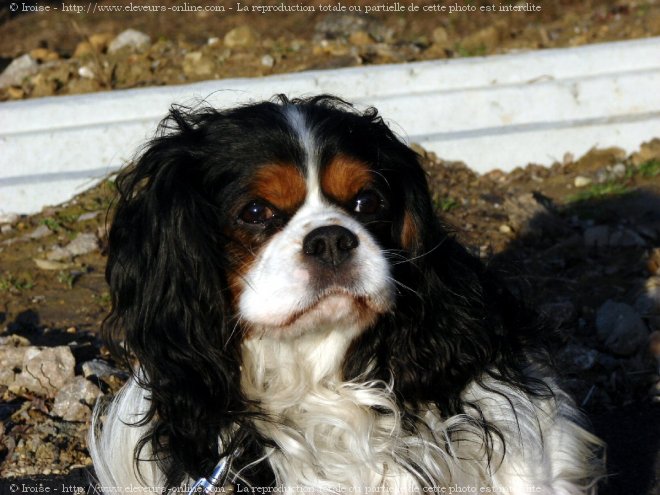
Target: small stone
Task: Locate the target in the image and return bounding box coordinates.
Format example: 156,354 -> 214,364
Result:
10,346 -> 76,397
73,41 -> 94,58
78,211 -> 100,222
6,86 -> 25,99
583,225 -> 610,248
207,37 -> 220,46
432,27 -> 449,45
631,139 -> 660,166
182,51 -> 215,78
260,54 -> 275,68
462,25 -> 499,52
224,26 -> 258,48
28,224 -> 51,239
574,175 -> 592,188
82,359 -> 128,381
51,376 -> 102,422
608,228 -> 645,248
0,54 -> 39,88
29,72 -> 56,98
0,212 -> 19,224
557,343 -> 599,371
0,341 -> 30,388
498,224 -> 512,234
78,65 -> 95,79
649,331 -> 660,361
596,300 -> 648,356
47,232 -> 98,261
33,258 -> 70,271
89,33 -> 115,52
539,300 -> 577,327
348,30 -> 373,46
29,48 -> 59,62
108,29 -> 151,54
611,162 -> 627,178
1,224 -> 12,234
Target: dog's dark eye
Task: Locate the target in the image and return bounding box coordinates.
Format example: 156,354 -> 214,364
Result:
353,190 -> 383,215
239,201 -> 276,224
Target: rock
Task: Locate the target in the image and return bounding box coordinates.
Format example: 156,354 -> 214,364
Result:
608,228 -> 646,248
89,33 -> 115,52
51,376 -> 102,422
635,277 -> 660,329
29,72 -> 56,97
611,162 -> 627,178
503,192 -> 565,237
29,48 -> 59,62
539,300 -> 577,327
649,330 -> 660,362
631,138 -> 660,166
557,343 -> 599,371
33,258 -> 70,271
77,211 -> 100,222
596,300 -> 648,356
223,26 -> 258,48
498,224 -> 512,234
574,175 -> 592,187
73,41 -> 94,58
0,212 -> 19,224
78,65 -> 95,79
348,30 -> 373,46
82,359 -> 128,382
47,232 -> 98,261
27,224 -> 51,239
10,346 -> 76,397
583,225 -> 610,248
0,337 -> 30,388
0,54 -> 39,88
182,51 -> 215,78
462,25 -> 500,52
260,54 -> 275,68
432,27 -> 450,45
108,29 -> 151,54
6,86 -> 25,99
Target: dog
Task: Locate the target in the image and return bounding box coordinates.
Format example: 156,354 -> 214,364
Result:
89,95 -> 603,494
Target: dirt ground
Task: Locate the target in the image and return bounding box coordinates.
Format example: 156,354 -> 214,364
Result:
1,1 -> 659,494
1,0 -> 660,100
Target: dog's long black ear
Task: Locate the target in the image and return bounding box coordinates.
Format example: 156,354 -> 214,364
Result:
341,113 -> 537,413
103,108 -> 245,487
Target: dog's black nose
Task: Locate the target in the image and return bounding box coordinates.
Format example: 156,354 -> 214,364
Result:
303,226 -> 359,267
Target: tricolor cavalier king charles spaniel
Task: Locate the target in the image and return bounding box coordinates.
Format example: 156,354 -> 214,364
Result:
90,96 -> 603,494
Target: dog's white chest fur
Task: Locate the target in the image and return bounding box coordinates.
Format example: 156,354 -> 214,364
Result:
241,329 -> 599,495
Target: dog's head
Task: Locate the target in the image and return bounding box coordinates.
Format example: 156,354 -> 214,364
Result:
104,96 -> 528,485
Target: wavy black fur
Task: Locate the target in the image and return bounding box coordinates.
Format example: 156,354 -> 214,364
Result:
103,95 -> 549,488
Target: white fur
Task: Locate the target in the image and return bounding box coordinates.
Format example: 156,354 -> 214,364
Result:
89,354 -> 602,494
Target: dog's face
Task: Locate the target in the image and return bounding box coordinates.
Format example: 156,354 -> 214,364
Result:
233,145 -> 395,340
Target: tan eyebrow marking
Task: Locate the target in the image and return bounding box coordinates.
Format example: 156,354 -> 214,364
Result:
251,163 -> 307,213
321,155 -> 373,204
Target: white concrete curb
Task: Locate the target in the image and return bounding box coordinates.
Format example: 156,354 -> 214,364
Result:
1,37 -> 660,215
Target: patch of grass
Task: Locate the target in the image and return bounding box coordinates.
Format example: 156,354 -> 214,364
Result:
440,197 -> 459,212
454,43 -> 487,57
567,181 -> 631,203
0,272 -> 35,292
637,159 -> 660,178
41,217 -> 62,231
57,271 -> 78,289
